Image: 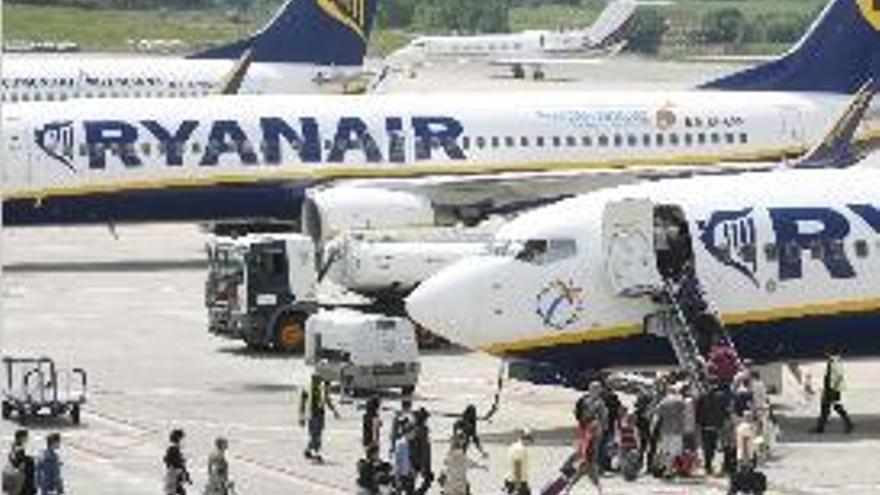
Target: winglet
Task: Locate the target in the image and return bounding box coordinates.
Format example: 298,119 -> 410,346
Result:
794,78 -> 878,169
213,48 -> 255,96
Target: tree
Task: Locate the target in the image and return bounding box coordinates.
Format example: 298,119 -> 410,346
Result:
702,7 -> 746,45
627,9 -> 668,54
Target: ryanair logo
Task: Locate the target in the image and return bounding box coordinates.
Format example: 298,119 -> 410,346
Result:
318,0 -> 369,39
35,121 -> 76,172
698,208 -> 759,287
858,0 -> 880,31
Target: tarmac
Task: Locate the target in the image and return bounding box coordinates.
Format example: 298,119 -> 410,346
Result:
2,58 -> 880,494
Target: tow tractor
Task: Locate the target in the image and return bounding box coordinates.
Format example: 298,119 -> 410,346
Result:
205,230 -> 489,351
2,357 -> 87,424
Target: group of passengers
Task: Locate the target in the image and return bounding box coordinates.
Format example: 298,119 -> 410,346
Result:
3,430 -> 64,495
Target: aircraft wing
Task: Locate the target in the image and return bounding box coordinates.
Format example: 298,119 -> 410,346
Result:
315,162 -> 772,225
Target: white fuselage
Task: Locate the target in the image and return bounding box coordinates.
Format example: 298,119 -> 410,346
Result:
407,166 -> 880,368
396,30 -> 592,63
3,90 -> 852,204
1,54 -> 362,103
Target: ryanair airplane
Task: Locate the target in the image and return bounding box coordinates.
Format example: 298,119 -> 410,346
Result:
3,0 -> 880,234
1,0 -> 378,103
406,83 -> 880,376
389,0 -> 639,80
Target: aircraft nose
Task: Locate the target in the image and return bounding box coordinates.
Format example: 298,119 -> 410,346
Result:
406,258 -> 490,348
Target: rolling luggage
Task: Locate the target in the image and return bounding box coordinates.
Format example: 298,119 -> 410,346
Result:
539,453 -> 583,495
731,468 -> 767,494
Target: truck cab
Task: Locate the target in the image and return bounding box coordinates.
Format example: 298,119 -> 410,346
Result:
206,234 -> 318,350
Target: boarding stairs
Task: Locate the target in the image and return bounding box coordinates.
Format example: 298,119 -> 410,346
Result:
648,274 -> 741,394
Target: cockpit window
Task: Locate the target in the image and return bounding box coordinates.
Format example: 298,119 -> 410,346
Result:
494,238 -> 578,265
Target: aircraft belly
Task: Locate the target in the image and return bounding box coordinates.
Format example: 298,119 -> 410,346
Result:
2,180 -> 310,226
503,306 -> 880,371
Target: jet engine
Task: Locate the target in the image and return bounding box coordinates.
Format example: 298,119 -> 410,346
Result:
302,188 -> 436,241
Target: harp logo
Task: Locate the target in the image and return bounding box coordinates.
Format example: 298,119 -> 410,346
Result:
858,0 -> 880,31
35,121 -> 76,172
318,0 -> 369,39
698,208 -> 759,287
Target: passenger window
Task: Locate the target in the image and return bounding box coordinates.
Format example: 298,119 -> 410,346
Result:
598,135 -> 609,147
514,239 -> 577,265
711,133 -> 720,144
669,134 -> 679,146
627,135 -> 637,146
855,240 -> 869,258
684,134 -> 693,146
739,133 -> 749,144
581,136 -> 592,147
141,142 -> 152,156
461,137 -> 470,150
566,136 -> 576,147
536,137 -> 545,147
476,137 -> 486,149
552,136 -> 561,147
810,241 -> 824,260
726,133 -> 735,144
764,243 -> 778,262
520,136 -> 530,147
79,144 -> 88,157
491,137 -> 500,148
642,134 -> 651,147
655,134 -> 664,146
192,142 -> 202,154
505,136 -> 515,147
613,135 -> 623,147
698,133 -> 706,145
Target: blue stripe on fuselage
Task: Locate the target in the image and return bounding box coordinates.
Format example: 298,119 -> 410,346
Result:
508,308 -> 880,372
3,181 -> 311,226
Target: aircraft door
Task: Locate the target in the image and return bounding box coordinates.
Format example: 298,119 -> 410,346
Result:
2,116 -> 31,189
779,106 -> 806,148
602,198 -> 664,297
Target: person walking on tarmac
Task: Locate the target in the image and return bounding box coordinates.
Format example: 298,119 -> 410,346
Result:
203,437 -> 233,495
454,405 -> 488,459
299,373 -> 340,463
164,429 -> 192,495
812,348 -> 854,434
4,429 -> 36,495
411,408 -> 435,495
505,428 -> 533,495
363,397 -> 384,451
35,433 -> 63,495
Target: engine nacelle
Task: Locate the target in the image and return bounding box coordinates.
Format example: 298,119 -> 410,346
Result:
302,188 -> 436,241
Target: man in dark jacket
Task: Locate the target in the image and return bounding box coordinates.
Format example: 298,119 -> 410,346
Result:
410,408 -> 434,495
7,429 -> 37,495
697,381 -> 731,475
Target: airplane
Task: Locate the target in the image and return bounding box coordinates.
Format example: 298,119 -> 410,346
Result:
0,0 -> 378,103
387,0 -> 641,80
404,81 -> 880,382
2,0 -> 880,235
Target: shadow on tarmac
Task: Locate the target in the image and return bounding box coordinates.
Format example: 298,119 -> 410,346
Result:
4,259 -> 207,273
777,413 -> 880,443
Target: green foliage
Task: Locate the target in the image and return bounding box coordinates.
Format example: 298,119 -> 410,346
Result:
414,0 -> 510,34
627,9 -> 668,55
701,7 -> 746,45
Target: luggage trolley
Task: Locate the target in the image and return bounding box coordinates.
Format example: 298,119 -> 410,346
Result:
1,357 -> 87,424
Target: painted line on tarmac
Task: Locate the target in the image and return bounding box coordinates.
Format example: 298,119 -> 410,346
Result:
230,453 -> 350,494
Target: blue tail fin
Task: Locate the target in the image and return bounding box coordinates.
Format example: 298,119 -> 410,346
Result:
189,0 -> 378,65
700,0 -> 880,93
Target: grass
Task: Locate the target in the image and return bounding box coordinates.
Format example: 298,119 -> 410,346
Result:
3,0 -> 830,56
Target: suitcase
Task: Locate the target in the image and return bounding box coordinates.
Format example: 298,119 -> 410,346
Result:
673,449 -> 698,477
539,453 -> 583,495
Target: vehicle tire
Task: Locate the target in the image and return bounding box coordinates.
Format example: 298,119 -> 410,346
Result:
512,65 -> 525,79
1,401 -> 11,420
533,70 -> 546,81
274,312 -> 306,352
71,404 -> 81,425
401,385 -> 415,397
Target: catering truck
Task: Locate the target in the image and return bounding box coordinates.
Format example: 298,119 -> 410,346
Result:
205,231 -> 488,350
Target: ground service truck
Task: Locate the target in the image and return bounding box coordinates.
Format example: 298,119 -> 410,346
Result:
205,231 -> 488,350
